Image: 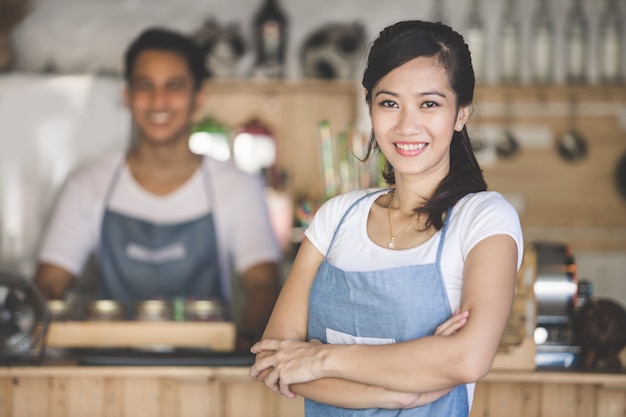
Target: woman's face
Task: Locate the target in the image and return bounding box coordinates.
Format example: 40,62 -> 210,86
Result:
370,56 -> 468,184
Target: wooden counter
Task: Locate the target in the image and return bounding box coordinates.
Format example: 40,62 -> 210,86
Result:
1,364 -> 624,417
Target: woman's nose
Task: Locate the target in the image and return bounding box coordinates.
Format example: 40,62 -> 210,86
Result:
395,107 -> 422,135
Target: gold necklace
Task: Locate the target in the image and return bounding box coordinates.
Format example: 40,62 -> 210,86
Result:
387,192 -> 417,249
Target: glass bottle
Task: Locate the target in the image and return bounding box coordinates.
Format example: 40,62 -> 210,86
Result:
498,0 -> 522,84
530,0 -> 555,84
431,0 -> 448,24
464,0 -> 487,83
252,0 -> 288,79
565,0 -> 589,84
598,0 -> 624,83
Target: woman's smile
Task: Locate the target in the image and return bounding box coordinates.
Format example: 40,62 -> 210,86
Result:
393,141 -> 428,157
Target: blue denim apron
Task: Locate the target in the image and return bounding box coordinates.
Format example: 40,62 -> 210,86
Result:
306,191 -> 468,416
98,159 -> 221,317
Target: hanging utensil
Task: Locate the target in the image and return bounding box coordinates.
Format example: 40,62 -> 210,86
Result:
557,93 -> 588,162
615,150 -> 626,201
496,93 -> 520,158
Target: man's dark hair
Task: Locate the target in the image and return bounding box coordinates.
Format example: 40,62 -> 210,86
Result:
124,27 -> 207,90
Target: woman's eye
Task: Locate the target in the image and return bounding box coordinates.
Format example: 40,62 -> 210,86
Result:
379,99 -> 398,108
422,101 -> 439,108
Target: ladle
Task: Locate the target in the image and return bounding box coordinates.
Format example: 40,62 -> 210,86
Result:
496,93 -> 520,158
558,94 -> 588,162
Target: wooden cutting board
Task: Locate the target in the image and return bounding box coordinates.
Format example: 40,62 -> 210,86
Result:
45,321 -> 235,351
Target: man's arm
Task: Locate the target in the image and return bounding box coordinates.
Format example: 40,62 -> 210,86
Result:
236,261 -> 280,351
33,263 -> 76,300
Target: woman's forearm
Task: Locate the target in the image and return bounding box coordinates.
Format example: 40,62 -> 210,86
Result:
291,377 -> 449,410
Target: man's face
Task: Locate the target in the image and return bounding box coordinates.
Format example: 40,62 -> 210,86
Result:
125,49 -> 201,146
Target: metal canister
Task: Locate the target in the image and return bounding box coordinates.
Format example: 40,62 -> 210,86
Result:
184,298 -> 224,321
87,300 -> 125,321
46,300 -> 69,321
134,300 -> 172,321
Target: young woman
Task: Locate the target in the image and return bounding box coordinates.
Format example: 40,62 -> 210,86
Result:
249,20 -> 523,416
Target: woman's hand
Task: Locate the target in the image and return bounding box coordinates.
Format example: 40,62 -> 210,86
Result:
249,310 -> 470,400
249,339 -> 324,398
435,308 -> 469,336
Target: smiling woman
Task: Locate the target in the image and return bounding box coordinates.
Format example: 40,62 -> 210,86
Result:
248,19 -> 523,417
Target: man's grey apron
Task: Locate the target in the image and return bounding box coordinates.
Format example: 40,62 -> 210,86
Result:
306,191 -> 469,416
99,159 -> 221,317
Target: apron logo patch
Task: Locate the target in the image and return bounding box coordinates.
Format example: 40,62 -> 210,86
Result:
126,242 -> 187,263
326,328 -> 395,345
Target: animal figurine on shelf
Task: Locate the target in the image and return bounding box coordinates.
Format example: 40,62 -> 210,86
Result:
193,18 -> 246,79
300,22 -> 366,80
573,298 -> 626,371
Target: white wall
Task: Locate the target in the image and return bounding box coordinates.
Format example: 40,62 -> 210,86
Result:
11,0 -> 621,84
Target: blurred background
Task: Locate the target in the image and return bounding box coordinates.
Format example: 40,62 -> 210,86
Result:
0,0 -> 625,310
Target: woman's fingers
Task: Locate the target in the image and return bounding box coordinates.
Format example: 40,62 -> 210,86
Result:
435,309 -> 469,336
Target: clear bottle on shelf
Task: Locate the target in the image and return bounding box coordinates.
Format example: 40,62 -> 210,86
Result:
498,0 -> 522,84
598,0 -> 624,83
464,0 -> 487,83
565,0 -> 589,84
530,0 -> 555,84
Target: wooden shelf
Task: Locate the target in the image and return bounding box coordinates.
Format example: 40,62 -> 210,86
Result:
46,321 -> 235,351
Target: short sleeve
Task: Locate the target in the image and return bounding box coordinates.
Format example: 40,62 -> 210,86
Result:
456,192 -> 524,269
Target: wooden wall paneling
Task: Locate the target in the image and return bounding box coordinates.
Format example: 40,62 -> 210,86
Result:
222,381 -> 274,417
283,85 -> 360,200
11,377 -> 49,417
474,85 -> 626,251
483,381 -> 540,417
159,378 -> 180,417
199,80 -> 360,201
275,395 -> 304,417
48,378 -> 67,417
0,378 -> 11,417
596,388 -> 626,417
122,377 -> 160,417
540,384 -> 579,417
575,385 -> 596,417
483,382 -> 539,417
61,377 -> 106,417
103,377 -> 123,417
177,377 -> 219,417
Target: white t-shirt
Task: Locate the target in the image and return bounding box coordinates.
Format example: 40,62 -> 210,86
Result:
305,189 -> 524,312
38,151 -> 281,301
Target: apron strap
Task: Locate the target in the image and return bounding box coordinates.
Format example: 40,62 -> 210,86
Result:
325,189 -> 391,260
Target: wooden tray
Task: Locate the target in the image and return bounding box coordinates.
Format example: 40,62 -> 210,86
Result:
45,321 -> 235,351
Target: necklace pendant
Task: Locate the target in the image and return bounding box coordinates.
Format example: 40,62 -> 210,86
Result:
388,238 -> 395,249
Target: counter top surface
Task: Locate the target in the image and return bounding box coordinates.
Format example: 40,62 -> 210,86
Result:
1,361 -> 625,387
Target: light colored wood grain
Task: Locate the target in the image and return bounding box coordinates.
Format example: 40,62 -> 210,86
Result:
46,321 -> 235,350
11,377 -> 49,417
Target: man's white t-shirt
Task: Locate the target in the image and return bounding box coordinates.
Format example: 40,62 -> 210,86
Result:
38,151 -> 281,301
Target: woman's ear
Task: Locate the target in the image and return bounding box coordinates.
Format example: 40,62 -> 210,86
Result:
455,105 -> 470,131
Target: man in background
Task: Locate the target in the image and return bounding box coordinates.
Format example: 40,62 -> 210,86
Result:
34,27 -> 281,351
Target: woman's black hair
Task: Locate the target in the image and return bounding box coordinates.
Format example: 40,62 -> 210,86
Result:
361,20 -> 487,231
124,27 -> 207,91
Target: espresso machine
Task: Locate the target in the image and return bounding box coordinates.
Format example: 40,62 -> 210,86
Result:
532,241 -> 581,368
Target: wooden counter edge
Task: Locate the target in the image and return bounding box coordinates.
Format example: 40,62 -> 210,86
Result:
1,365 -> 624,388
